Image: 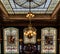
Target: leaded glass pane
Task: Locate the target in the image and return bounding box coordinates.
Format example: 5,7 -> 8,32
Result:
1,0 -> 59,14
41,27 -> 57,54
3,27 -> 19,54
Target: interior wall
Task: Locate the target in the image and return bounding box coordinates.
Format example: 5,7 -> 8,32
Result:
0,28 -> 1,53
0,8 -> 60,53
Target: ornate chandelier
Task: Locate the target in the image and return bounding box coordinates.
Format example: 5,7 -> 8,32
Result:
26,11 -> 35,19
24,1 -> 36,39
24,26 -> 36,39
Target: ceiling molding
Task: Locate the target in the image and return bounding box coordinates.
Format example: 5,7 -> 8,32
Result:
2,20 -> 57,26
0,1 -> 8,18
51,1 -> 60,18
3,14 -> 56,21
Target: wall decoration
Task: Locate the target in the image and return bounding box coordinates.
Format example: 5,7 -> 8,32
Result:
3,27 -> 19,54
24,36 -> 36,44
41,27 -> 57,54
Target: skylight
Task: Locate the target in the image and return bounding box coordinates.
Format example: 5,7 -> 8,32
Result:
0,0 -> 60,14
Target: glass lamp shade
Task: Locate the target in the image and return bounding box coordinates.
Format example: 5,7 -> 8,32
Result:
24,26 -> 36,39
26,12 -> 35,18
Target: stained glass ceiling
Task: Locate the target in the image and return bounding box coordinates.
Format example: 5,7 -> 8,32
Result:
0,0 -> 60,14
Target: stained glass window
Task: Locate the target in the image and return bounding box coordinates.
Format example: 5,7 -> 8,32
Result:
41,27 -> 57,54
3,27 -> 19,54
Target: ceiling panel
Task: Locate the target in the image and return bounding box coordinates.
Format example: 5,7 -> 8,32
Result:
47,0 -> 60,13
0,0 -> 60,14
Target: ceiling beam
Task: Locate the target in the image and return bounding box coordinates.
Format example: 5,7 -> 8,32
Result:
4,14 -> 56,21
51,1 -> 60,18
2,20 -> 57,26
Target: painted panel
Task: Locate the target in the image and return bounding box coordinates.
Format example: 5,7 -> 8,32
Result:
3,27 -> 19,54
41,27 -> 57,54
